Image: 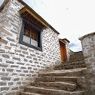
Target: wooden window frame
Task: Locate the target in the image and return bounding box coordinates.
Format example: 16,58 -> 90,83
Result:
19,18 -> 42,51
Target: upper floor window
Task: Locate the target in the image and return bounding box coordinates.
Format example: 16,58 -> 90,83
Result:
22,19 -> 41,48
19,8 -> 46,51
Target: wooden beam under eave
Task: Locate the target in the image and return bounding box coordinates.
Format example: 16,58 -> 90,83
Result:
19,7 -> 48,28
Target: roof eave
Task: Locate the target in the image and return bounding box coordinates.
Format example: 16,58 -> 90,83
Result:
18,0 -> 60,34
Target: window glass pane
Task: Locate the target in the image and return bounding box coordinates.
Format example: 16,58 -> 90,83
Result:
23,35 -> 30,44
30,28 -> 38,41
31,38 -> 38,47
24,29 -> 30,37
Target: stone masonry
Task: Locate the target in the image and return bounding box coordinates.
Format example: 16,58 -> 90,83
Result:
80,32 -> 95,95
20,52 -> 87,95
0,0 -> 61,95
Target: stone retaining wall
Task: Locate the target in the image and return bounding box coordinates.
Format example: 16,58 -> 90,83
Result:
80,32 -> 95,95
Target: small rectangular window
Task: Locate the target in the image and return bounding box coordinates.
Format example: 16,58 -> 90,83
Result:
19,12 -> 44,51
22,21 -> 39,47
19,7 -> 47,51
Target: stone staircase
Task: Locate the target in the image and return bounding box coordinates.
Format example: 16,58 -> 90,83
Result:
19,52 -> 87,95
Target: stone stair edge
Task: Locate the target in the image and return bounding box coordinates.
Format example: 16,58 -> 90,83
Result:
39,67 -> 87,74
25,86 -> 85,94
20,92 -> 42,95
31,81 -> 76,85
36,76 -> 85,79
30,81 -> 77,91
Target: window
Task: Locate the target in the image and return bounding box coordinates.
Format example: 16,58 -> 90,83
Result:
19,11 -> 44,51
23,21 -> 39,47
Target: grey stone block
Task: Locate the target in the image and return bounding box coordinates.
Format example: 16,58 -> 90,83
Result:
2,54 -> 10,58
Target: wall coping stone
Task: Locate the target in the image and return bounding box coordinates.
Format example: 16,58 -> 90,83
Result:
79,32 -> 95,40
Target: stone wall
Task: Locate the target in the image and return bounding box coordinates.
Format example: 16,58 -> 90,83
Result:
80,32 -> 95,95
0,0 -> 61,95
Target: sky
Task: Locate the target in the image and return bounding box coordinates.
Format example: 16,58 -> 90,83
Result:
1,0 -> 95,51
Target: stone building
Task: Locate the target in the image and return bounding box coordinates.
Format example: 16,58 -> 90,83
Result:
80,32 -> 95,95
0,0 -> 69,94
1,0 -> 95,95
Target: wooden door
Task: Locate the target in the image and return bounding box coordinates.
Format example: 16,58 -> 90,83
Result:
60,42 -> 67,62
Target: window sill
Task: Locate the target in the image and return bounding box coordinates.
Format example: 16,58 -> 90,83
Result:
19,40 -> 42,51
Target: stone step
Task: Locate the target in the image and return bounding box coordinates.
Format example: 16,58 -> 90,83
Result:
35,76 -> 82,83
39,68 -> 87,77
62,64 -> 86,70
69,56 -> 84,62
69,51 -> 84,62
54,61 -> 86,70
31,81 -> 76,91
24,86 -> 85,95
20,92 -> 42,95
